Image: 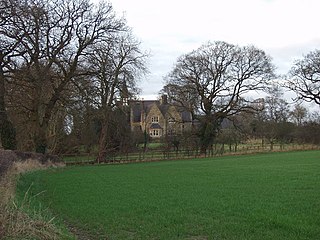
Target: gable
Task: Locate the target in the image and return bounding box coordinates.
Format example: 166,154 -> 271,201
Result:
130,100 -> 159,123
165,106 -> 182,122
146,104 -> 164,123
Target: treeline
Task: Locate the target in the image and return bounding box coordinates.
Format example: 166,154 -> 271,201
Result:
1,0 -> 320,160
161,42 -> 320,154
163,94 -> 320,155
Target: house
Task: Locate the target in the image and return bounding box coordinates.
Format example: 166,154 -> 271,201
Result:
129,95 -> 193,138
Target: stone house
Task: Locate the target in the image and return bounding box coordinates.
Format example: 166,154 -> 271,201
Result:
129,96 -> 193,138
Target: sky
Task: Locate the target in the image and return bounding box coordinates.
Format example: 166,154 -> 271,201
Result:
109,0 -> 320,100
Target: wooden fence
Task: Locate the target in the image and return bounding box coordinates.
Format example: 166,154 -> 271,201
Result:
62,143 -> 320,166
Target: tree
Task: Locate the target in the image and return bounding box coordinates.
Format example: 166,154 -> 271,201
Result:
85,32 -> 148,163
263,86 -> 290,123
290,103 -> 307,126
253,86 -> 294,149
287,49 -> 320,106
164,41 -> 275,153
0,47 -> 17,150
1,0 -> 125,153
0,0 -> 20,149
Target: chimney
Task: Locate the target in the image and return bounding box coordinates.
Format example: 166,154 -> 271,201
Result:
161,95 -> 168,105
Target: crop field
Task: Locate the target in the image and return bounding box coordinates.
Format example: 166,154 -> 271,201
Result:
17,151 -> 320,239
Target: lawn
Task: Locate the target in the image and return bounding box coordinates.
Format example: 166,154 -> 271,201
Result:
16,151 -> 320,239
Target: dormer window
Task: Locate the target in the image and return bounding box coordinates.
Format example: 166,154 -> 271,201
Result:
168,117 -> 175,123
151,116 -> 159,123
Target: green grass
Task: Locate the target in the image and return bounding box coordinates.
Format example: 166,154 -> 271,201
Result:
17,151 -> 320,239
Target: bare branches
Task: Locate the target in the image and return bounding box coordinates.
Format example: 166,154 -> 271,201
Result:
163,41 -> 275,153
287,49 -> 320,105
82,32 -> 148,116
83,31 -> 148,163
0,0 -> 132,152
165,41 -> 275,116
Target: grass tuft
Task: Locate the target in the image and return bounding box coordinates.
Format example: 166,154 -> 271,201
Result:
0,159 -> 71,240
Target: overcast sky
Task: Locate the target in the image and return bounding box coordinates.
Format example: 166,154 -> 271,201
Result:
110,0 -> 320,100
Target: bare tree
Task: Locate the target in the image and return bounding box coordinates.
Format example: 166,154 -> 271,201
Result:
164,41 -> 275,153
258,86 -> 291,149
287,49 -> 320,106
2,0 -> 125,153
85,32 -> 148,163
290,103 -> 307,126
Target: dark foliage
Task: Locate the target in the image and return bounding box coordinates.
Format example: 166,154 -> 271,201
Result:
0,120 -> 16,150
294,122 -> 320,145
0,150 -> 16,178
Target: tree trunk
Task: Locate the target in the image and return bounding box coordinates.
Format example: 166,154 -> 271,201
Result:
34,125 -> 48,154
200,143 -> 208,155
33,85 -> 65,153
0,71 -> 16,150
96,120 -> 108,163
199,116 -> 220,155
270,140 -> 274,151
0,73 -> 6,149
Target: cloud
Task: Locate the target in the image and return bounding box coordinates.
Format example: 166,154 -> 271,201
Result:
110,0 -> 320,99
266,39 -> 320,74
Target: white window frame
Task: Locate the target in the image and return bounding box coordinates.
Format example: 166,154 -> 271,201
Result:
150,129 -> 159,136
151,116 -> 159,123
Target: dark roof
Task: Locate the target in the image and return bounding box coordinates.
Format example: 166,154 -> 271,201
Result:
129,100 -> 193,123
158,104 -> 170,116
150,123 -> 162,129
130,100 -> 159,122
131,103 -> 142,122
181,111 -> 192,122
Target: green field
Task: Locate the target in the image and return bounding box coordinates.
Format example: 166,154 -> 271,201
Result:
17,151 -> 320,239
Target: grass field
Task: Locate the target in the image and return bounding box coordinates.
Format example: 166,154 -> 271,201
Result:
16,151 -> 320,239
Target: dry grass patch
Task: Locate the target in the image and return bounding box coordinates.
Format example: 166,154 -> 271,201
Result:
0,158 -> 70,240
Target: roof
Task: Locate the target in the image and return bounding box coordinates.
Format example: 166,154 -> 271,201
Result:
181,111 -> 192,122
130,100 -> 159,122
129,99 -> 193,123
150,123 -> 162,129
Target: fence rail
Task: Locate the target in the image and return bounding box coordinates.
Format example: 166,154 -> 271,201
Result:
62,143 -> 320,166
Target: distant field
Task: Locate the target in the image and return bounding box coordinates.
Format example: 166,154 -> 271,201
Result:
17,151 -> 320,239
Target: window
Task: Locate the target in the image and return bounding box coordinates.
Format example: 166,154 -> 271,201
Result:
150,129 -> 159,136
168,117 -> 175,123
151,116 -> 159,123
168,129 -> 176,136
